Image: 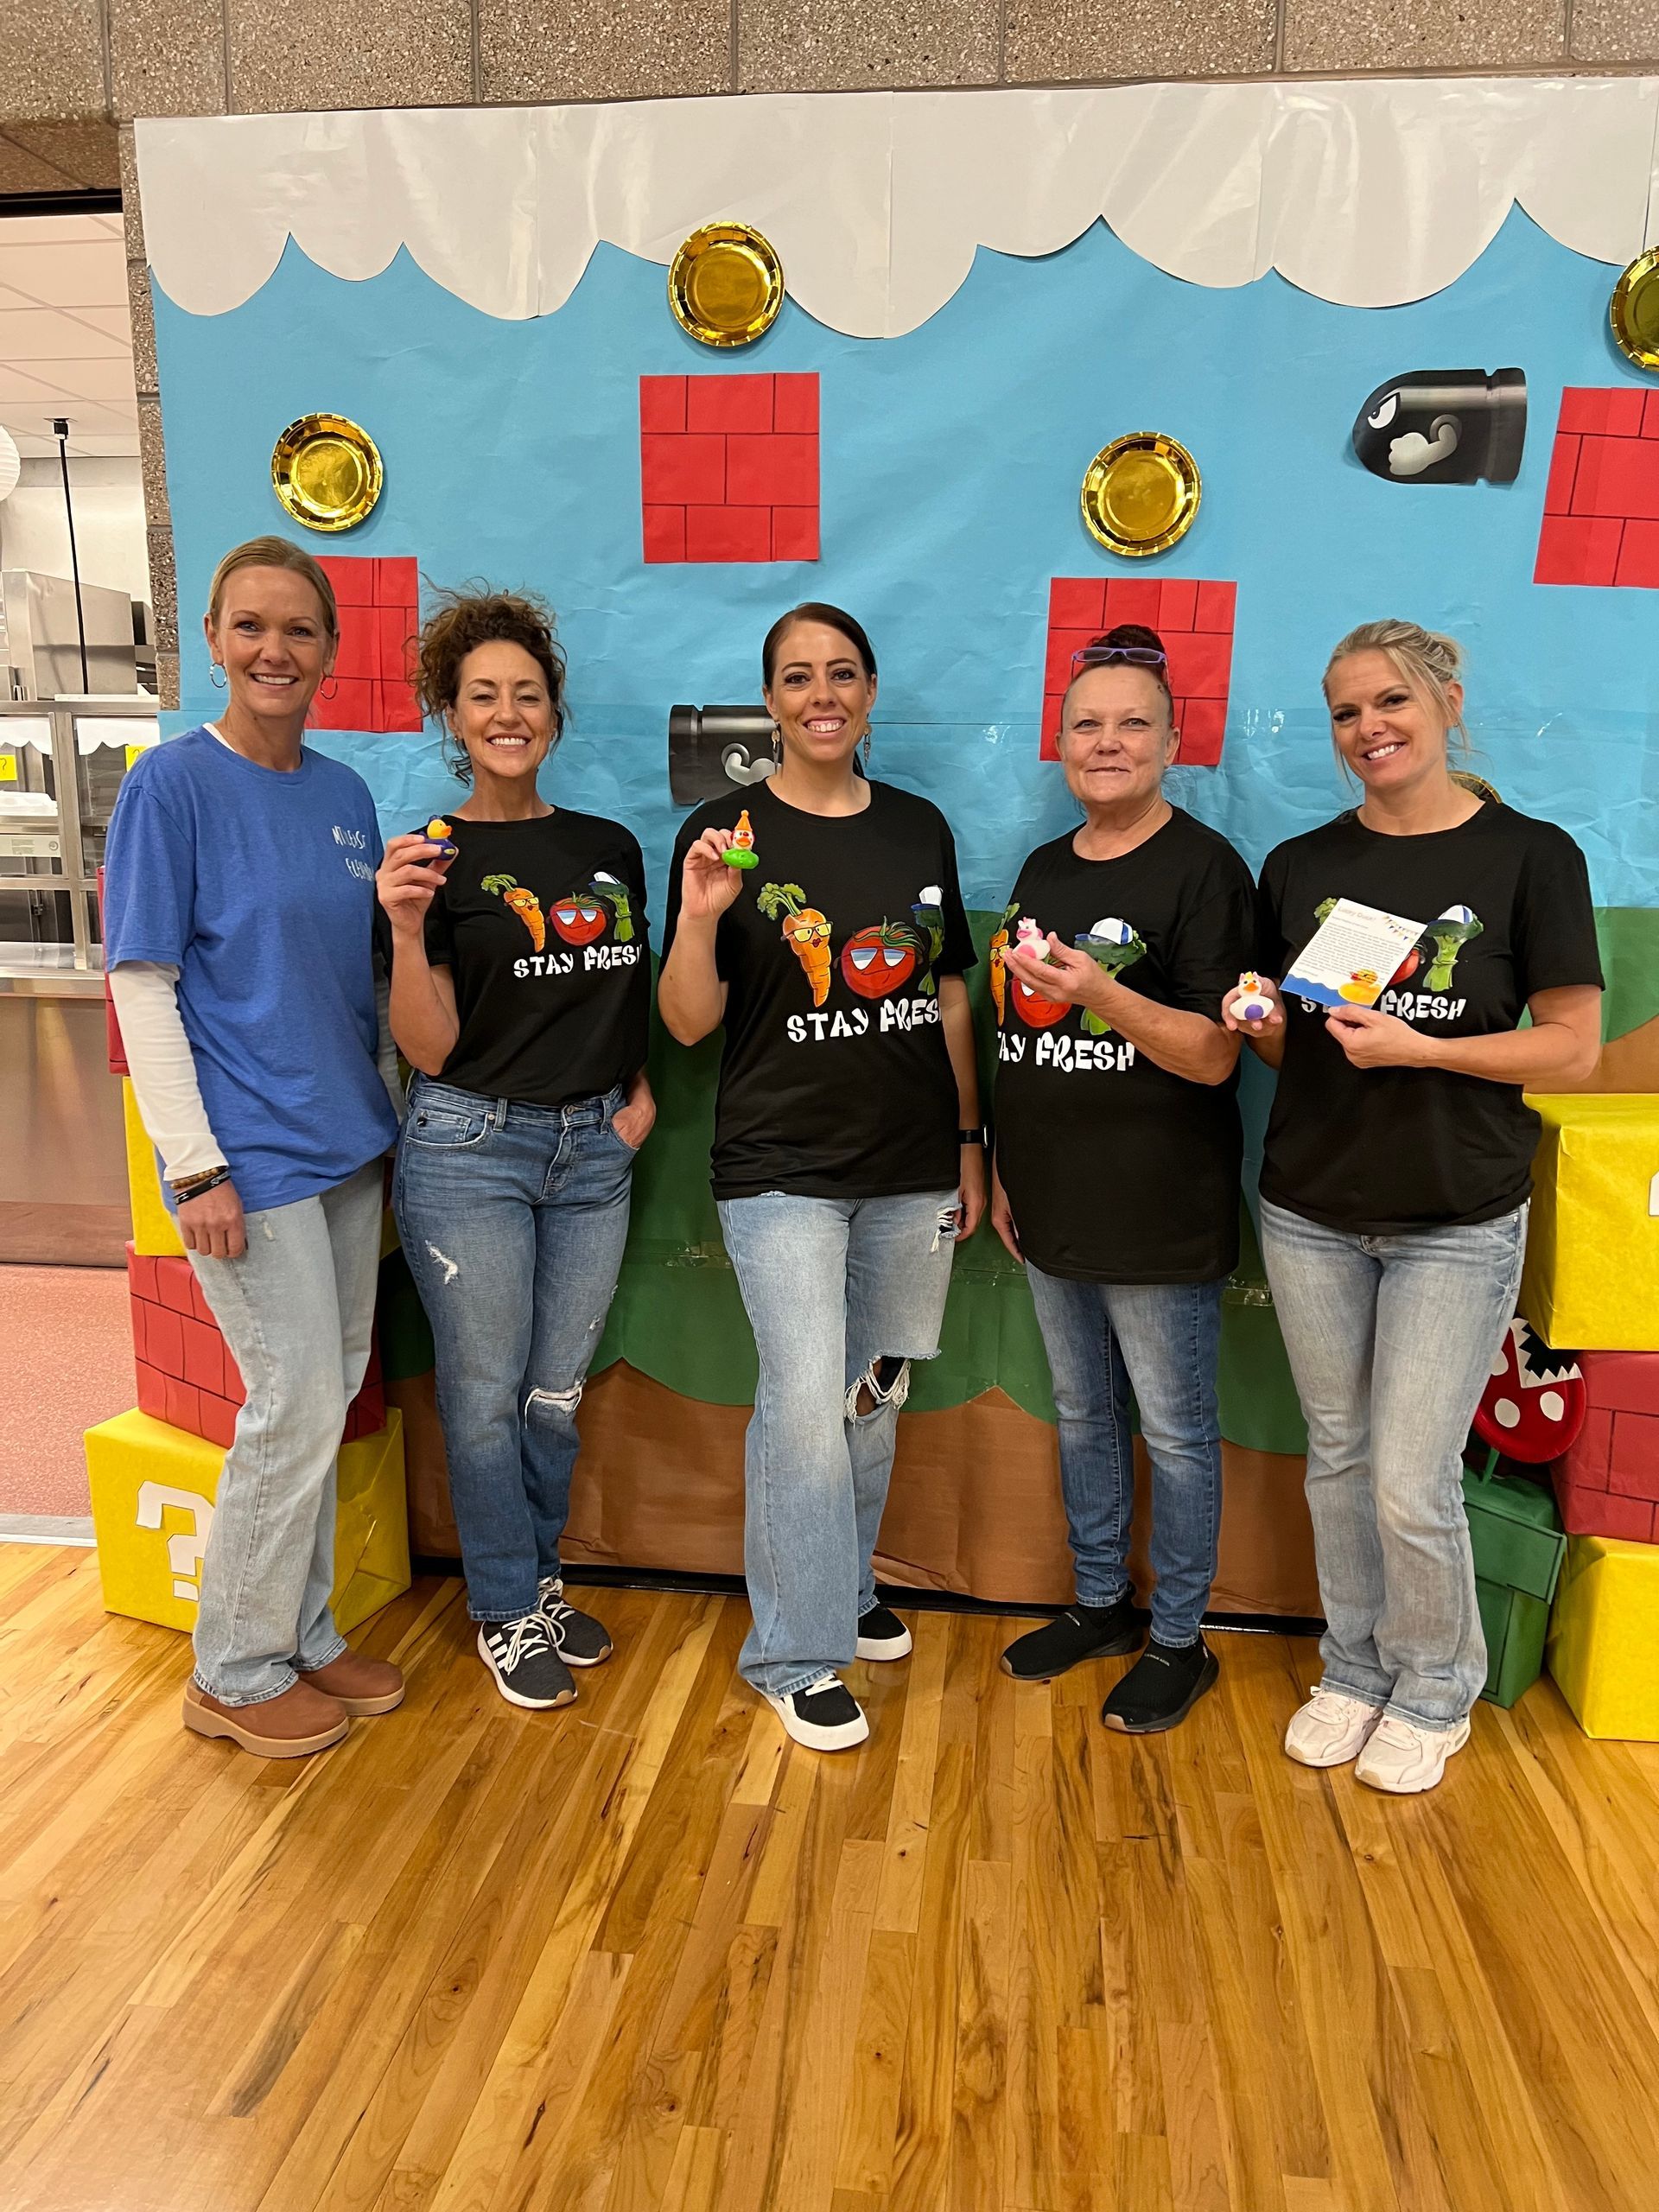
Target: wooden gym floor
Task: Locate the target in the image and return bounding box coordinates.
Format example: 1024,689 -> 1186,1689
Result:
2,1548 -> 1657,2212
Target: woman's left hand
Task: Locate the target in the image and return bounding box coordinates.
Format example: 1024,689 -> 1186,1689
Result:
957,1141 -> 987,1241
612,1073 -> 658,1152
1324,1004 -> 1429,1069
1003,935 -> 1105,1009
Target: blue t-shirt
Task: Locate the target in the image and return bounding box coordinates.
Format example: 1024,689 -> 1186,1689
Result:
104,727 -> 398,1213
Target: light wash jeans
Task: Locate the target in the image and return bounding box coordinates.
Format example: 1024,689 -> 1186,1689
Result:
717,1187 -> 960,1698
1025,1267 -> 1224,1645
1260,1197 -> 1528,1731
394,1076 -> 635,1623
186,1159 -> 384,1706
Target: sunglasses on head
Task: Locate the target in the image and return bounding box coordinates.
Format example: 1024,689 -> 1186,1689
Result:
1071,641 -> 1168,671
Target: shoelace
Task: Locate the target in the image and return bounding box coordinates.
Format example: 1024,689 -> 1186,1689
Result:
797,1669 -> 841,1703
1367,1714 -> 1425,1751
1310,1687 -> 1372,1722
489,1612 -> 555,1670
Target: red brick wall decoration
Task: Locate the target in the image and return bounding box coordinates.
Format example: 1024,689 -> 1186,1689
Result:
127,1243 -> 385,1451
1535,388 -> 1659,588
640,373 -> 819,564
1041,577 -> 1236,765
308,556 -> 423,731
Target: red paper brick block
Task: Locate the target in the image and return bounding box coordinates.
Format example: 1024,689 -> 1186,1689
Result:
639,375 -> 819,566
181,1314 -> 224,1395
686,374 -> 776,434
1567,1408 -> 1614,1488
1554,1355 -> 1659,1538
136,1359 -> 166,1421
147,1304 -> 184,1375
1558,386 -> 1646,437
639,375 -> 686,433
1572,434 -> 1659,521
1040,575 -> 1236,762
1544,435 -> 1580,516
1580,1351 -> 1659,1417
1534,514 -> 1623,588
1609,1414 -> 1659,1493
1614,520 -> 1659,590
1558,1486 -> 1659,1541
374,559 -> 417,609
321,556 -> 376,607
333,622 -> 376,681
307,557 -> 423,731
197,1392 -> 239,1450
314,676 -> 374,732
164,1376 -> 201,1437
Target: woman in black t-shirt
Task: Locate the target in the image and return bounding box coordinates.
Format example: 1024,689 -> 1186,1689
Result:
1231,620 -> 1602,1796
659,602 -> 985,1754
377,590 -> 652,1714
993,625 -> 1255,1735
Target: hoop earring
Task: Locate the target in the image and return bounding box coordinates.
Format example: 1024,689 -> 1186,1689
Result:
771,724 -> 782,765
209,664 -> 226,690
319,677 -> 338,702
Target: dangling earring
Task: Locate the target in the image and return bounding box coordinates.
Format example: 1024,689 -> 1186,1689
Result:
209,663 -> 226,690
861,725 -> 873,768
770,723 -> 783,764
319,676 -> 338,702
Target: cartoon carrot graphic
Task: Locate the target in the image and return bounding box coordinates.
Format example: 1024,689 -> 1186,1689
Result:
590,872 -> 635,944
482,872 -> 545,951
988,899 -> 1020,1027
757,881 -> 832,1007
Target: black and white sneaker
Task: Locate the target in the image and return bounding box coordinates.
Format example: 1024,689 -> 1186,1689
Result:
763,1671 -> 870,1751
477,1613 -> 577,1710
537,1575 -> 613,1668
1001,1598 -> 1148,1682
855,1603 -> 912,1661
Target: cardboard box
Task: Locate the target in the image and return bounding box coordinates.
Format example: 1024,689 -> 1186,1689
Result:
1464,1466 -> 1566,1707
1547,1531 -> 1659,1740
85,1406 -> 409,1637
1520,1095 -> 1659,1351
1552,1350 -> 1659,1541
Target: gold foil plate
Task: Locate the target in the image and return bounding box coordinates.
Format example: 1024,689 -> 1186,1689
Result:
1452,770 -> 1503,806
1081,433 -> 1200,558
271,413 -> 384,532
1610,251 -> 1659,372
668,223 -> 784,348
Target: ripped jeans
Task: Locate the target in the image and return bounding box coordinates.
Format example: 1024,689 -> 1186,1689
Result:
394,1075 -> 635,1623
717,1187 -> 960,1697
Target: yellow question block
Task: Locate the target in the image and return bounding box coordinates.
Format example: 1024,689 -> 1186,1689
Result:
122,1077 -> 184,1259
1546,1532 -> 1659,1741
85,1406 -> 410,1638
1520,1094 -> 1659,1351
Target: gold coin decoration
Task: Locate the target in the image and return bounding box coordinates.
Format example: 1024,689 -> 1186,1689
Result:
668,222 -> 785,348
1081,433 -> 1201,558
270,414 -> 384,532
1610,251 -> 1659,372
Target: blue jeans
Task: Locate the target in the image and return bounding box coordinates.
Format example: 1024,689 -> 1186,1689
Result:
717,1188 -> 960,1698
187,1160 -> 383,1706
394,1076 -> 635,1623
1025,1267 -> 1224,1645
1260,1197 -> 1527,1731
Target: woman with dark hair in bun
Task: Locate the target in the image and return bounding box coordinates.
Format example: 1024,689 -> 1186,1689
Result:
377,589 -> 652,1712
993,625 -> 1255,1733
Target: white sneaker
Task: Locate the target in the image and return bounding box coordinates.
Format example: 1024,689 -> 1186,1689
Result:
1284,1686 -> 1385,1769
763,1671 -> 870,1752
1354,1713 -> 1471,1795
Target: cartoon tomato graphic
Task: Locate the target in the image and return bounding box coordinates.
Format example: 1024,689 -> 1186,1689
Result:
1389,945 -> 1421,985
840,924 -> 918,1000
550,892 -> 607,946
1010,975 -> 1070,1028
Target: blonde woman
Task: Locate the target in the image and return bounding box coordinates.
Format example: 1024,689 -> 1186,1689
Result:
1230,620 -> 1602,1793
104,537 -> 404,1759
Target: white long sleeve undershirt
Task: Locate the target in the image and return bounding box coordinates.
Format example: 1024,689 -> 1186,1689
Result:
109,721 -> 404,1185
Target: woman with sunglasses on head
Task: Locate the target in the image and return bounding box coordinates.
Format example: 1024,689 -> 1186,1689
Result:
104,537 -> 405,1759
377,590 -> 652,1713
992,625 -> 1255,1733
658,602 -> 985,1753
1230,620 -> 1601,1794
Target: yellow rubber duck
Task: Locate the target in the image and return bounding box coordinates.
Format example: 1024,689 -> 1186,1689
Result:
1338,968 -> 1380,1002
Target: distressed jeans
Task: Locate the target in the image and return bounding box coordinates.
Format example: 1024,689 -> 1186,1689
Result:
394,1076 -> 635,1623
717,1187 -> 960,1698
187,1159 -> 384,1706
1025,1267 -> 1224,1646
1260,1197 -> 1528,1731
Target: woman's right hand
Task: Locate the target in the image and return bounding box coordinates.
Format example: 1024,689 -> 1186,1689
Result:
1221,976 -> 1285,1037
678,828 -> 747,924
177,1179 -> 246,1261
989,1167 -> 1022,1266
377,833 -> 454,938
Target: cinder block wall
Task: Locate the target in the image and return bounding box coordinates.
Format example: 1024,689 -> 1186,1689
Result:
4,0 -> 1656,706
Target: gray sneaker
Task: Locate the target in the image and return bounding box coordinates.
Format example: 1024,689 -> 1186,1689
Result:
477,1614 -> 575,1710
537,1575 -> 614,1668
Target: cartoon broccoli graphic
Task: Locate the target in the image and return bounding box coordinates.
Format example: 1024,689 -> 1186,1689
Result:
1074,917 -> 1147,1035
910,885 -> 945,997
590,871 -> 635,944
1425,905 -> 1482,990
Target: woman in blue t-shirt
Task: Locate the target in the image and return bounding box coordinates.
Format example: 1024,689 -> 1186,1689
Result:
105,536 -> 404,1762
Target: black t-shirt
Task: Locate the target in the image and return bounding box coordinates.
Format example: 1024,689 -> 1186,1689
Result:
1256,802 -> 1603,1235
663,778 -> 976,1200
417,810 -> 650,1109
992,809 -> 1255,1283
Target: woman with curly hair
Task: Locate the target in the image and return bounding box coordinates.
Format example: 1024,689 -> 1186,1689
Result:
378,588 -> 652,1711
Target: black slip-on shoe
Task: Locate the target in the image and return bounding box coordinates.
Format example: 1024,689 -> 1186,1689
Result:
1101,1637 -> 1218,1734
1000,1598 -> 1148,1682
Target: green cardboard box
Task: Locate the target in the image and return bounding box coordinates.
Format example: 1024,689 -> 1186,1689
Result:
1464,1465 -> 1567,1706
1475,1578 -> 1553,1708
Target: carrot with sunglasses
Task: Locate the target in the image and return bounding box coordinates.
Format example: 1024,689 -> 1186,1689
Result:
991,623 -> 1255,1733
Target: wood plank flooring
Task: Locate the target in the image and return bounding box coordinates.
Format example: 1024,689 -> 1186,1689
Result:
2,1544 -> 1657,2211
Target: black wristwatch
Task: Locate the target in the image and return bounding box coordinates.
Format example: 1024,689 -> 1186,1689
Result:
957,1126 -> 988,1147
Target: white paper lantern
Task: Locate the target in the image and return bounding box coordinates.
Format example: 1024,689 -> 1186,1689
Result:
0,425 -> 19,504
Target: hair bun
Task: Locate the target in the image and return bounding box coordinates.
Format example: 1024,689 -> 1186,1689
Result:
1094,621 -> 1166,658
